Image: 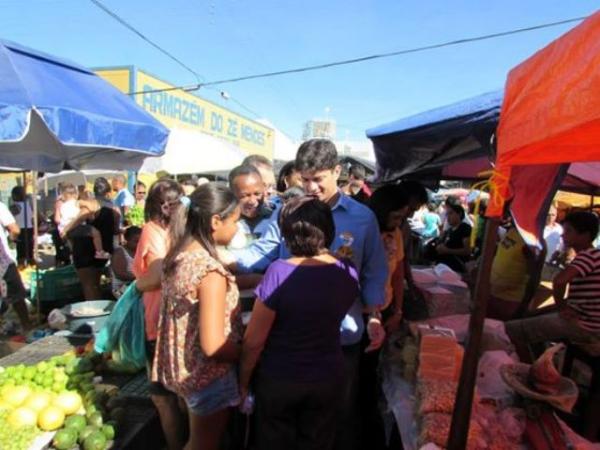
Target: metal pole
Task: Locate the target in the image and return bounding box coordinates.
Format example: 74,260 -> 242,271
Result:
447,217 -> 500,450
31,171 -> 40,324
21,172 -> 29,266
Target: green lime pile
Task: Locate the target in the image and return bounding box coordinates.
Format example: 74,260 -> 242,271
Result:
0,409 -> 40,450
0,351 -> 122,450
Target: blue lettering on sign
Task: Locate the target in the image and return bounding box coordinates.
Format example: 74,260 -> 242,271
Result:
141,84 -> 205,126
211,112 -> 223,132
227,119 -> 238,138
240,124 -> 266,145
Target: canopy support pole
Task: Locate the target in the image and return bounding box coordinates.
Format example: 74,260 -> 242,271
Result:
447,217 -> 500,450
21,172 -> 30,266
31,171 -> 40,325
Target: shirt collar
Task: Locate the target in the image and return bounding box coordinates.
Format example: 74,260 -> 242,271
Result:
331,191 -> 351,211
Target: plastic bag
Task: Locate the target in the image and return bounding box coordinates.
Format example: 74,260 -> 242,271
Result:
94,283 -> 146,371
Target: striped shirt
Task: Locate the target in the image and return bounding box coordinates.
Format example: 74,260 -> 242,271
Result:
567,248 -> 600,333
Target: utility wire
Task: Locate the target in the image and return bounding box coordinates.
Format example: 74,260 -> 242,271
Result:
89,0 -> 204,83
129,15 -> 586,95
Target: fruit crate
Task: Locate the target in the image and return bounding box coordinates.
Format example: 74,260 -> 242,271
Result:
29,265 -> 84,303
116,373 -> 151,405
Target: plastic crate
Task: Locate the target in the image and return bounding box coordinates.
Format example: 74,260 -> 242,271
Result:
29,265 -> 84,302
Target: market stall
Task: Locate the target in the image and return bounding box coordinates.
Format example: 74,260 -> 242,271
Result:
451,10 -> 600,449
0,39 -> 169,449
368,10 -> 600,450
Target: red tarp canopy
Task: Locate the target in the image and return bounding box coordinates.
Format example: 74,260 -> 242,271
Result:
489,11 -> 600,244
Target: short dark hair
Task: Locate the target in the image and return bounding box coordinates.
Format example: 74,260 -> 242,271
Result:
280,186 -> 305,203
124,226 -> 142,241
369,185 -> 409,231
295,139 -> 338,172
145,178 -> 184,224
276,160 -> 297,193
228,164 -> 262,187
11,186 -> 26,202
348,165 -> 366,181
242,154 -> 272,169
563,211 -> 599,241
279,196 -> 334,257
93,177 -> 112,198
445,195 -> 466,220
398,180 -> 428,206
182,178 -> 197,187
134,181 -> 146,189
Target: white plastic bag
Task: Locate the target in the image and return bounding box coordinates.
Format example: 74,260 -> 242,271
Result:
47,308 -> 67,330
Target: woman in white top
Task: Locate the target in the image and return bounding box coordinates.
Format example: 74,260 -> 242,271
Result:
110,226 -> 141,298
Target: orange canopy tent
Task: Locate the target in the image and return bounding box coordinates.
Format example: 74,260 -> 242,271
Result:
449,11 -> 600,449
487,10 -> 600,244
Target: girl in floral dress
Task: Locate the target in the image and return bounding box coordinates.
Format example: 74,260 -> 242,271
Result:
154,183 -> 242,450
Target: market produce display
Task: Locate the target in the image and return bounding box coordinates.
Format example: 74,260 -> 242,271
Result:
0,350 -> 122,450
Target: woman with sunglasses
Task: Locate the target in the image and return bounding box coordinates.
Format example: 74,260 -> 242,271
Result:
133,177 -> 186,450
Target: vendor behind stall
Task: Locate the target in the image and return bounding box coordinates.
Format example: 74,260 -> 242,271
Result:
429,197 -> 472,273
506,212 -> 600,361
488,224 -> 545,321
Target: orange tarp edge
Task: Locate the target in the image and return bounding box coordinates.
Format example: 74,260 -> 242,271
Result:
489,10 -> 600,217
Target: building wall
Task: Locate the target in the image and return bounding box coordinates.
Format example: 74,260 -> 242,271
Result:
95,67 -> 274,159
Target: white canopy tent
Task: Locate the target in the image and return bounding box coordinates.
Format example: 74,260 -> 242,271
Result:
139,128 -> 246,175
37,170 -> 121,191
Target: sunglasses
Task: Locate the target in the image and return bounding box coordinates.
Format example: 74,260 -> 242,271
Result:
136,191 -> 146,195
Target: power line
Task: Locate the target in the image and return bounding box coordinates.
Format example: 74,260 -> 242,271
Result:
129,15 -> 586,95
88,0 -> 204,83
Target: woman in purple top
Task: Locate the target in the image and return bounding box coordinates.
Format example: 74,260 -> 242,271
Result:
240,196 -> 359,450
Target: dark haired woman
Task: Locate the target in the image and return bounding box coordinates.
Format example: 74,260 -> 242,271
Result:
276,160 -> 302,193
10,186 -> 35,266
70,177 -> 120,300
240,196 -> 359,450
153,183 -> 242,450
132,177 -> 185,450
434,200 -> 472,272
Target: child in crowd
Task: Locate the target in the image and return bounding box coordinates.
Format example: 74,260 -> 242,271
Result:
153,183 -> 242,450
58,183 -> 110,259
368,185 -> 409,332
110,226 -> 141,298
506,212 -> 600,361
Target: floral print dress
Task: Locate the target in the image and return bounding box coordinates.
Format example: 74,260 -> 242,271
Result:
152,247 -> 242,398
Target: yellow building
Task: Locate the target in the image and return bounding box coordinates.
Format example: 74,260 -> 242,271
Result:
94,66 -> 274,160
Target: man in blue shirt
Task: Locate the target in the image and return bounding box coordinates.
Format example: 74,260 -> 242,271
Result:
111,174 -> 134,218
232,139 -> 387,450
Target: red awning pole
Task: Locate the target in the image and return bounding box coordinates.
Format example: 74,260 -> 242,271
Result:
447,217 -> 500,449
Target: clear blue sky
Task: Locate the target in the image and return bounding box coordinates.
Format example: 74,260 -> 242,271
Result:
2,0 -> 598,141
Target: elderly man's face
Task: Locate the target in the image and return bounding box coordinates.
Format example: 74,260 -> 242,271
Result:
232,173 -> 265,219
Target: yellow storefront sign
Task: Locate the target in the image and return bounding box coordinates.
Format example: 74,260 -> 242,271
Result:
95,67 -> 274,159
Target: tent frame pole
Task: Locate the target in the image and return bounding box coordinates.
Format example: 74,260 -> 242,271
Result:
31,171 -> 40,325
447,217 -> 500,450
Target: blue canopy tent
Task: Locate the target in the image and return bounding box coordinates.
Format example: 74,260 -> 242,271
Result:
366,90 -> 600,195
366,90 -> 502,183
0,40 -> 168,172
